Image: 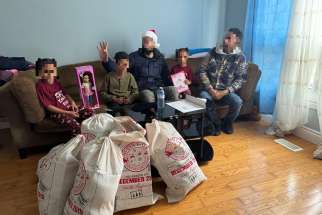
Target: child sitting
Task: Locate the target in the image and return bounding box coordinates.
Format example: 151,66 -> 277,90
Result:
100,52 -> 139,115
35,58 -> 93,136
170,48 -> 193,98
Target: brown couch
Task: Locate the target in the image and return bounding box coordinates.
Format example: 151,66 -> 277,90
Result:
0,57 -> 261,159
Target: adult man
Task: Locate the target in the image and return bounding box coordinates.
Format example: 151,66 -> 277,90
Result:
97,29 -> 178,119
199,28 -> 248,135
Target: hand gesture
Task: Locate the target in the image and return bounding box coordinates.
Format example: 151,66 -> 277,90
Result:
210,89 -> 229,100
68,111 -> 79,118
184,79 -> 191,85
71,101 -> 79,113
113,96 -> 123,105
123,98 -> 129,104
97,41 -> 109,62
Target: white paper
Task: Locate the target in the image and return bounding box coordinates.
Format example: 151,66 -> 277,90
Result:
166,95 -> 206,113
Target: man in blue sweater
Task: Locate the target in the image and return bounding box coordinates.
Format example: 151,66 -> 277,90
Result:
97,29 -> 177,119
199,28 -> 248,136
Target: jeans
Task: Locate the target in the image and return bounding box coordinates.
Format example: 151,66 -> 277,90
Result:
200,90 -> 243,127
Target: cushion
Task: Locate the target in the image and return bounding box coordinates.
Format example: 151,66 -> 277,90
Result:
10,71 -> 45,123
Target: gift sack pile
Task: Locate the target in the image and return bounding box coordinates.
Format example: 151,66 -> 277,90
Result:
36,114 -> 206,215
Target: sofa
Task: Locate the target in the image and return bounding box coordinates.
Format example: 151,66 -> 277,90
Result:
0,57 -> 261,159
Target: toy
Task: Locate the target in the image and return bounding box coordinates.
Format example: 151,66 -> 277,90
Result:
75,65 -> 99,109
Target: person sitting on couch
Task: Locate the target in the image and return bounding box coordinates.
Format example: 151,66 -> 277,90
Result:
170,48 -> 193,97
35,58 -> 93,136
97,29 -> 178,119
100,51 -> 139,116
199,28 -> 248,136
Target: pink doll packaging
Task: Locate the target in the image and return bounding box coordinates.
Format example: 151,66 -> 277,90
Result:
75,65 -> 100,109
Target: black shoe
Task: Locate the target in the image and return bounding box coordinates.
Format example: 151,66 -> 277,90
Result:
221,121 -> 234,134
212,126 -> 221,136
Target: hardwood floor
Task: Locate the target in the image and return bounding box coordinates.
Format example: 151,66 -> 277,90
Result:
0,119 -> 322,215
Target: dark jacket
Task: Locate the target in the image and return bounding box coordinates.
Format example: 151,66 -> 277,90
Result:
102,48 -> 171,91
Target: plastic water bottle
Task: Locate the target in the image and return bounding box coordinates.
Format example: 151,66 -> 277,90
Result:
156,87 -> 165,119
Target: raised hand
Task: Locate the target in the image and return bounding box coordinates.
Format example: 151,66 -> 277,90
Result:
97,41 -> 109,62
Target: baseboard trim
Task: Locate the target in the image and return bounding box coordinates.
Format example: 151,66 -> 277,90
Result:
293,126 -> 322,145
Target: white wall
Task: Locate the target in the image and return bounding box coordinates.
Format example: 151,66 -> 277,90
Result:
0,0 -> 227,66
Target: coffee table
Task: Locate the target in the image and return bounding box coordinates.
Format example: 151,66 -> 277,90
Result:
128,101 -> 213,162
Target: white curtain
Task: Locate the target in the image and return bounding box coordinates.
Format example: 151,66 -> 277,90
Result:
317,47 -> 322,135
270,0 -> 322,134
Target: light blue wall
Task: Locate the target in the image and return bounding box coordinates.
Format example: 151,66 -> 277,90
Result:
202,0 -> 227,47
225,0 -> 248,35
0,0 -> 227,66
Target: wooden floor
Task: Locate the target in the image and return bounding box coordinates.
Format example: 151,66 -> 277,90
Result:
1,119 -> 322,215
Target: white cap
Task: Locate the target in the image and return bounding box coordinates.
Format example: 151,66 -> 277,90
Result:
142,29 -> 160,48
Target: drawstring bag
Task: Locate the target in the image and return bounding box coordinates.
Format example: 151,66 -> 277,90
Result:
64,137 -> 123,215
146,120 -> 207,203
37,135 -> 85,215
111,116 -> 160,212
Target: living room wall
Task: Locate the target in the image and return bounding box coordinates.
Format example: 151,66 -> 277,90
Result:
225,0 -> 248,37
0,0 -> 227,66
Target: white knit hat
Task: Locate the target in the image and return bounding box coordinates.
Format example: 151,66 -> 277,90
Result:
142,29 -> 160,48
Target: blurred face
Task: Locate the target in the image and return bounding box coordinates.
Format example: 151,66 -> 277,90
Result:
40,64 -> 57,83
177,50 -> 189,66
83,75 -> 90,83
223,32 -> 240,53
142,37 -> 155,50
116,59 -> 129,73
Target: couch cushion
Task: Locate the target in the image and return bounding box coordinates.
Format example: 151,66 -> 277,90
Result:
10,70 -> 45,123
33,118 -> 70,133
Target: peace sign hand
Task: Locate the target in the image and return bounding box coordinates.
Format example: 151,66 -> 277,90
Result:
97,41 -> 109,62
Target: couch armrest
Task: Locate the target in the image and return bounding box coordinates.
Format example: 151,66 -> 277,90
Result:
10,71 -> 45,123
238,63 -> 261,102
0,82 -> 34,149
